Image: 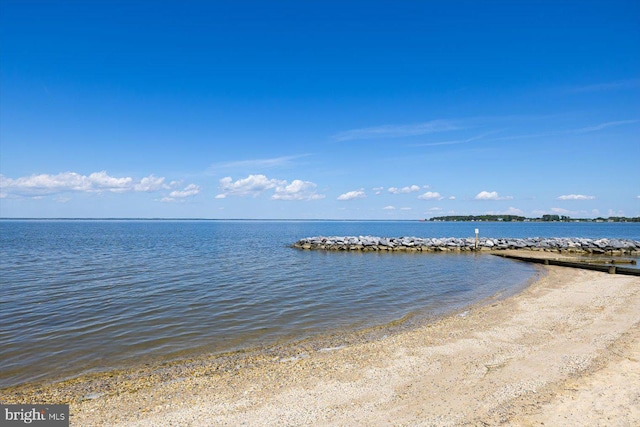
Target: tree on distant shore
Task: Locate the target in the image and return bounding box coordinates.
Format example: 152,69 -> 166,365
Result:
429,215 -> 526,222
427,215 -> 640,222
540,214 -> 570,221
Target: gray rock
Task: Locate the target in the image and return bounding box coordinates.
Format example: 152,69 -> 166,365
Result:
292,236 -> 640,254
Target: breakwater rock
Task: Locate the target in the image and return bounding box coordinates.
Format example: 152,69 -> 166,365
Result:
292,236 -> 640,255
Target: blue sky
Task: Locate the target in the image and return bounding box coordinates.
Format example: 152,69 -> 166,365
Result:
1,0 -> 639,219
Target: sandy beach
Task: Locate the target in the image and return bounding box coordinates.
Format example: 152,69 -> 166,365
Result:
3,258 -> 639,426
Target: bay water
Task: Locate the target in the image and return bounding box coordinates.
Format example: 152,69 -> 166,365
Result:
1,220 -> 638,388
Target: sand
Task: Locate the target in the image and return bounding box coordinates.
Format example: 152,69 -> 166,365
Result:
3,259 -> 639,426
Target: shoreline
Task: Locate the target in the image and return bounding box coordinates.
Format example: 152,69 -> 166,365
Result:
1,265 -> 541,402
1,252 -> 540,392
2,255 -> 639,425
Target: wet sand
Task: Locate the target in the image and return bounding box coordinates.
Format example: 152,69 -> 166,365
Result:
3,256 -> 639,426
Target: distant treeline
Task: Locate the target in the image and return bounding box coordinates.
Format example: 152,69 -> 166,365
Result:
427,215 -> 640,222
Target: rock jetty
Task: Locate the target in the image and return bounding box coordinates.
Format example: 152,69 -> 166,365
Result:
292,236 -> 640,255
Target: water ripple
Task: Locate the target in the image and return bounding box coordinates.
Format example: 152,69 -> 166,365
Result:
7,220 -> 622,387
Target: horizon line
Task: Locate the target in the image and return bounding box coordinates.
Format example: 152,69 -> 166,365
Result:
1,216 -> 638,222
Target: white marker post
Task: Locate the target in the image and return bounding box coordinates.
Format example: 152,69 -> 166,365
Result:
475,228 -> 479,250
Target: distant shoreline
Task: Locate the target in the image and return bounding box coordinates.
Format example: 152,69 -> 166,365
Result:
427,214 -> 640,222
0,218 -> 431,223
2,217 -> 640,222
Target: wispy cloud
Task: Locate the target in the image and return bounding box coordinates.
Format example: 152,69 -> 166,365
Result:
570,79 -> 640,93
337,189 -> 366,201
557,194 -> 596,201
575,120 -> 639,133
410,131 -> 502,147
474,191 -> 513,201
332,120 -> 458,142
215,174 -> 324,201
335,114 -> 634,149
208,155 -> 309,173
489,119 -> 639,142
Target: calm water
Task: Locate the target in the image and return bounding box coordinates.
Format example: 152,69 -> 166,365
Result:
1,220 -> 638,388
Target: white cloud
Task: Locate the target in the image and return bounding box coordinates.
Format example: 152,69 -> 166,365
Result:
169,183 -> 200,198
272,180 -> 325,201
557,194 -> 596,201
86,171 -> 133,192
216,174 -> 323,201
400,207 -> 412,211
383,205 -> 396,210
337,190 -> 366,201
0,171 -> 122,194
448,196 -> 456,200
418,191 -> 443,200
134,175 -> 167,192
160,184 -> 200,202
372,187 -> 384,195
332,120 -> 458,142
0,171 -> 183,197
474,191 -> 513,201
388,185 -> 421,194
217,174 -> 285,198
